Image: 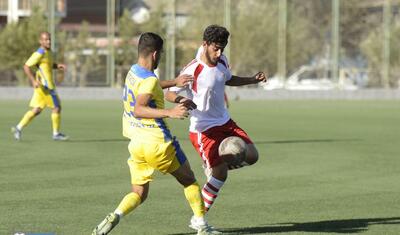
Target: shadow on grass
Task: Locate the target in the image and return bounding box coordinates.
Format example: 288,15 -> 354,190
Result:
67,138 -> 128,143
66,137 -> 360,145
253,138 -> 362,145
169,217 -> 400,234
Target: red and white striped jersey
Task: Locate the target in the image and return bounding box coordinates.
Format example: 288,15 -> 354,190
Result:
170,48 -> 232,132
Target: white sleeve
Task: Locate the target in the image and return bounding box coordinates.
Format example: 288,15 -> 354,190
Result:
169,61 -> 197,94
220,54 -> 232,81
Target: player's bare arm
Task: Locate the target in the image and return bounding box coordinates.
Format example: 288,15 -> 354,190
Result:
159,74 -> 193,89
225,71 -> 267,86
23,64 -> 40,88
134,93 -> 189,119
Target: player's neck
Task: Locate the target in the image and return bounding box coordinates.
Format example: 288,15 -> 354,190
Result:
137,57 -> 154,72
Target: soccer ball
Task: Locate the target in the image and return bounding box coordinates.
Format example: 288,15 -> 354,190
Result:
218,136 -> 247,166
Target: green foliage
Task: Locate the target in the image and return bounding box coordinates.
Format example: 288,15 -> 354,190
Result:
230,0 -> 279,76
138,2 -> 168,78
178,0 -> 321,77
139,2 -> 167,36
176,0 -> 224,71
115,5 -> 168,84
0,7 -> 47,85
361,21 -> 400,88
116,9 -> 138,68
63,21 -> 101,86
340,0 -> 380,57
114,9 -> 139,86
286,2 -> 325,74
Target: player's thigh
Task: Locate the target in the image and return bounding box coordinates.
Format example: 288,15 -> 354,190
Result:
145,139 -> 188,175
189,131 -> 225,168
46,90 -> 61,110
29,88 -> 46,109
131,182 -> 150,202
128,141 -> 155,185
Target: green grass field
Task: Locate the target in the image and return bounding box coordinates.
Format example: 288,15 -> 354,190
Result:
1,100 -> 399,235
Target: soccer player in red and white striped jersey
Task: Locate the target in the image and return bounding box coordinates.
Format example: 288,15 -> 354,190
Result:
166,25 -> 267,219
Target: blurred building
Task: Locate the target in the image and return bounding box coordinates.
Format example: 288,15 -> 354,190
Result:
0,0 -> 66,24
0,0 -> 154,31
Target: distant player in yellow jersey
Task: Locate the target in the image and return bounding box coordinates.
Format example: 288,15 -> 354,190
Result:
92,32 -> 220,235
11,31 -> 68,141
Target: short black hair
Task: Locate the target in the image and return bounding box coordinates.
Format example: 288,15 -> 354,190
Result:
138,32 -> 164,56
203,25 -> 230,46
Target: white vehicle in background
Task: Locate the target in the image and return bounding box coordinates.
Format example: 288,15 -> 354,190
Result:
262,65 -> 364,90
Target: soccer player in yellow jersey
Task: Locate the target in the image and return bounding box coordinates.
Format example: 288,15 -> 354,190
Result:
92,32 -> 220,235
11,31 -> 68,141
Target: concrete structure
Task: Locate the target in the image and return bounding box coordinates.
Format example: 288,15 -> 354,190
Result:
1,87 -> 400,100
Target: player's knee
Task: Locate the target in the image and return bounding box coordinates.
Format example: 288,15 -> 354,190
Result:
132,184 -> 149,203
53,107 -> 61,113
33,108 -> 42,115
171,161 -> 197,187
211,163 -> 228,181
138,192 -> 148,203
245,145 -> 259,165
178,171 -> 196,187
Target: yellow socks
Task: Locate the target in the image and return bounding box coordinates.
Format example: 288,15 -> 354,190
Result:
184,182 -> 205,217
17,110 -> 36,129
115,192 -> 141,217
51,112 -> 61,135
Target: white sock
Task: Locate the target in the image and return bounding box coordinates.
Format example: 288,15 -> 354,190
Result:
202,176 -> 225,211
114,209 -> 123,218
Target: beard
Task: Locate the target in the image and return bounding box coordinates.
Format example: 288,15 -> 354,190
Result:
205,50 -> 218,65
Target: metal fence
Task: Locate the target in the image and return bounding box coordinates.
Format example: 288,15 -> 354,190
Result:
0,0 -> 399,89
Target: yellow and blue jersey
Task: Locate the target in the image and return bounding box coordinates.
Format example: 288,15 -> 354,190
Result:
25,47 -> 55,90
122,64 -> 173,143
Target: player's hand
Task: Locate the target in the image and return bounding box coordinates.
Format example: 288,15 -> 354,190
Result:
175,74 -> 193,87
32,80 -> 41,88
253,71 -> 267,83
179,98 -> 197,110
57,64 -> 67,70
169,103 -> 189,119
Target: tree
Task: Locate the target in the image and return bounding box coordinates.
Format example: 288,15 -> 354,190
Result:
361,21 -> 400,88
0,7 -> 47,85
115,9 -> 139,87
178,0 -> 321,79
115,3 -> 167,85
63,21 -> 101,87
176,0 -> 224,72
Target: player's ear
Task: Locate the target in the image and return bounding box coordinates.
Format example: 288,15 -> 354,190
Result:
152,51 -> 157,60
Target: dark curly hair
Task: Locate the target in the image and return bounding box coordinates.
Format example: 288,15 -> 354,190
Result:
203,25 -> 230,46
